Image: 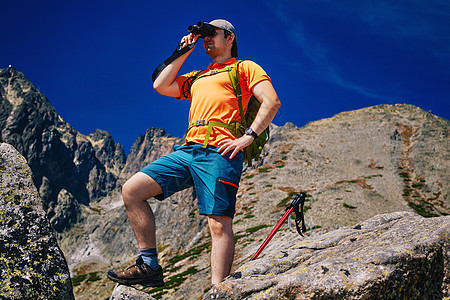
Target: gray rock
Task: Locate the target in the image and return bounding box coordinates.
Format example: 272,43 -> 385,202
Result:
0,143 -> 74,299
110,284 -> 157,300
205,212 -> 449,299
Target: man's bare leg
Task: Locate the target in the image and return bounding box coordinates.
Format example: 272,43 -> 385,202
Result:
122,172 -> 163,249
106,172 -> 165,287
207,215 -> 235,285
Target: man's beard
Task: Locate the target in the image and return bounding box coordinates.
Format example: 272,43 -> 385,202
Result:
205,45 -> 217,57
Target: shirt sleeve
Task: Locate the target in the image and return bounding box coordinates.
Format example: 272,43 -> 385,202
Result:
238,60 -> 271,92
175,70 -> 200,100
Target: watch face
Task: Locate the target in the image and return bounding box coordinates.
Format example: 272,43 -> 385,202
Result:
245,128 -> 257,138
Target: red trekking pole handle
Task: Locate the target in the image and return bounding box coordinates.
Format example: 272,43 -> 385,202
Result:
250,193 -> 306,261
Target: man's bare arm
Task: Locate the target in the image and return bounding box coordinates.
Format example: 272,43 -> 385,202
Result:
153,34 -> 199,97
248,80 -> 281,135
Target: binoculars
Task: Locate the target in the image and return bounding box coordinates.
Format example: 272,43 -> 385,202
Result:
187,21 -> 216,38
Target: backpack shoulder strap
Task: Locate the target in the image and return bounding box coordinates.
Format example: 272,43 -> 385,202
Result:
227,60 -> 247,128
184,65 -> 233,98
181,70 -> 203,99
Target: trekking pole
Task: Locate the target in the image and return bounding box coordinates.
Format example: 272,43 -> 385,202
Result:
250,192 -> 306,261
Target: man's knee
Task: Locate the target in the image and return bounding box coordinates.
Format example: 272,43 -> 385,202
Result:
208,215 -> 233,237
121,179 -> 136,204
122,172 -> 162,205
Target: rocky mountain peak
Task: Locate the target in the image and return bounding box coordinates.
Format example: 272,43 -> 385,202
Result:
1,67 -> 38,107
123,127 -> 182,175
87,129 -> 126,176
0,68 -> 124,232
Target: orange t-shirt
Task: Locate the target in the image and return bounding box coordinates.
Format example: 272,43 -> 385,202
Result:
175,58 -> 270,147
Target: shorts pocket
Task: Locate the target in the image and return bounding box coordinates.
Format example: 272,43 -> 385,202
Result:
217,179 -> 239,189
213,178 -> 239,217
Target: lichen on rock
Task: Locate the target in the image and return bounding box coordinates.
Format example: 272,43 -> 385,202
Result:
0,143 -> 74,299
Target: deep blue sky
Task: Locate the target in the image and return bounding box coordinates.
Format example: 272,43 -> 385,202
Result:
2,0 -> 449,154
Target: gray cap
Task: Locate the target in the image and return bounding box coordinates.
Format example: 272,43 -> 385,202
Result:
206,19 -> 236,36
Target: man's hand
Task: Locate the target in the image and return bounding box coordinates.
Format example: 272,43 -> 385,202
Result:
180,33 -> 200,49
217,135 -> 254,159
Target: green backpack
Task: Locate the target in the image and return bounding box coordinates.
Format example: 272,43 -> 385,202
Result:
184,60 -> 270,166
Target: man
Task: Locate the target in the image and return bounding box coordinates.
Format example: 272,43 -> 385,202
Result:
107,19 -> 280,288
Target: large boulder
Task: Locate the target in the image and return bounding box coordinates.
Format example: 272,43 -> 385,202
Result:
205,212 -> 449,299
0,143 -> 74,299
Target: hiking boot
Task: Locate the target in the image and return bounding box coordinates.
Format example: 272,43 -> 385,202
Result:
107,256 -> 164,287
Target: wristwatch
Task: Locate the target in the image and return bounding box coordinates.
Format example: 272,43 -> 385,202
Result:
245,127 -> 258,139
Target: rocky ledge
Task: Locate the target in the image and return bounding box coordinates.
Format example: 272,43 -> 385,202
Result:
109,212 -> 449,299
205,212 -> 449,299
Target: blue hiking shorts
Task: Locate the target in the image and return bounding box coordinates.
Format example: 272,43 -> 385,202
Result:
140,143 -> 244,218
